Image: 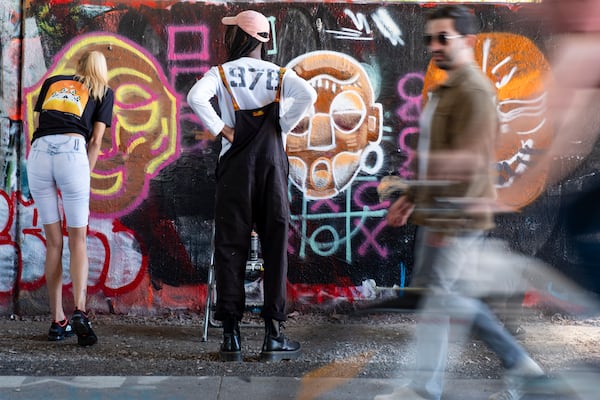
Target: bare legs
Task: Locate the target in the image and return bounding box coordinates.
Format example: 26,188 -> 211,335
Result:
67,226 -> 88,311
43,222 -> 88,322
43,222 -> 65,322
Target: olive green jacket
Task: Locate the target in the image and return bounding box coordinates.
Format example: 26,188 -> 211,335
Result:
408,63 -> 498,231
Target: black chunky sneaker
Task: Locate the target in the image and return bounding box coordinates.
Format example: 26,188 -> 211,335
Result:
219,317 -> 242,362
260,319 -> 301,362
70,309 -> 98,347
48,319 -> 74,341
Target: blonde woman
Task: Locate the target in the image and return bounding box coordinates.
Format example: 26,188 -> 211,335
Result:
27,51 -> 114,346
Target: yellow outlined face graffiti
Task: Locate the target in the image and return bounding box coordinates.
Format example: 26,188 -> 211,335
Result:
286,51 -> 383,199
24,33 -> 180,218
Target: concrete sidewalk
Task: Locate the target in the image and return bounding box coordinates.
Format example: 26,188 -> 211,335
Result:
1,312 -> 598,400
0,375 -> 590,400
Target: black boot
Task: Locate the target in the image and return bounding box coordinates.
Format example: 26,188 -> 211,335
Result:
220,317 -> 241,362
260,319 -> 301,362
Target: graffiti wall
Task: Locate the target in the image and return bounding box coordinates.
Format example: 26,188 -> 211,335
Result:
1,0 -> 594,315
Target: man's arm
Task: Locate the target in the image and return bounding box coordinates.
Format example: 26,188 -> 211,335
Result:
386,196 -> 415,227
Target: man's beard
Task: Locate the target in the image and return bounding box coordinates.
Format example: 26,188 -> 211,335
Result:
432,51 -> 453,70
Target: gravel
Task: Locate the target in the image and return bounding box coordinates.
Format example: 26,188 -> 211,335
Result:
1,307 -> 599,379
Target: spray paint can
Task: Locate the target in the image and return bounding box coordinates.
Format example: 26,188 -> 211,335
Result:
249,231 -> 259,261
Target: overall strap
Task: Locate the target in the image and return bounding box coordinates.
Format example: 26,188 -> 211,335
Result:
217,65 -> 240,111
275,68 -> 286,103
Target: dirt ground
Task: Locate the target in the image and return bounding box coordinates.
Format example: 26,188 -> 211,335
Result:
0,306 -> 599,379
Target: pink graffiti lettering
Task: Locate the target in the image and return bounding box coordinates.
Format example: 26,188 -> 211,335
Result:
397,126 -> 419,178
396,72 -> 424,122
167,25 -> 210,61
310,199 -> 341,213
288,226 -> 296,255
352,181 -> 388,211
355,218 -> 388,257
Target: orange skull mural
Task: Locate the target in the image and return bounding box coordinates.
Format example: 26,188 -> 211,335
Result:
24,33 -> 180,218
423,33 -> 552,209
286,51 -> 383,199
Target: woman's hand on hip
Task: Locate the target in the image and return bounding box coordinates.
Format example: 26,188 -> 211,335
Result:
221,125 -> 234,143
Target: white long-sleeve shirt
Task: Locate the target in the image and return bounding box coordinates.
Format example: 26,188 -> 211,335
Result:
187,57 -> 317,158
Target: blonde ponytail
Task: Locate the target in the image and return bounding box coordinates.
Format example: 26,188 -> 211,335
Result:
75,51 -> 109,101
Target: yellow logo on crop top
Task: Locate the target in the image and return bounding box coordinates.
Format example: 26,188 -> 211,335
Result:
42,80 -> 89,117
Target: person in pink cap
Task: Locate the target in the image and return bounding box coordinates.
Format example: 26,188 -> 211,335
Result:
187,10 -> 316,362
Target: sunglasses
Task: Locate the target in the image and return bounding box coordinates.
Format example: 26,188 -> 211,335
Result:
423,33 -> 463,46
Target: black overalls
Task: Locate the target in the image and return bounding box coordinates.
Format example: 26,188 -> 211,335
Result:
213,65 -> 290,322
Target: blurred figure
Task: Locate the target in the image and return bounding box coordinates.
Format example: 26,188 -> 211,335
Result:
528,0 -> 600,294
26,50 -> 114,346
509,3 -> 600,398
377,6 -> 543,400
531,0 -> 600,185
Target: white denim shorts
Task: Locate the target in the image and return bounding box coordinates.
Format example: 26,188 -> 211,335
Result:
26,135 -> 90,228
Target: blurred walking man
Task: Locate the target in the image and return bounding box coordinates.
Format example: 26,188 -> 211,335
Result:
377,5 -> 544,400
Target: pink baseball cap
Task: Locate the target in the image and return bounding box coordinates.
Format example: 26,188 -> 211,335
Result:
222,10 -> 270,43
